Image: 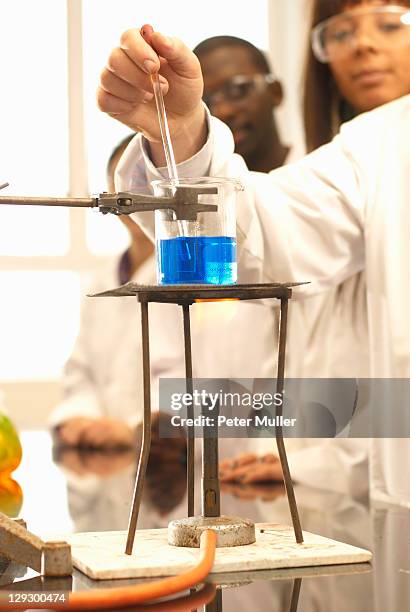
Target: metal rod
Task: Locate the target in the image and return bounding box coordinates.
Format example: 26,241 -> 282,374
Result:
289,578 -> 302,612
205,587 -> 222,612
275,298 -> 304,544
182,303 -> 195,517
0,196 -> 96,207
125,299 -> 152,555
202,399 -> 220,518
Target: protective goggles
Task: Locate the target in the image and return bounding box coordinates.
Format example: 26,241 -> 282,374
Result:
203,74 -> 275,108
311,5 -> 410,63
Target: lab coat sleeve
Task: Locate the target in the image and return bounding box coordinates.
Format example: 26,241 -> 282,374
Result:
229,142 -> 366,293
116,113 -> 365,295
48,298 -> 102,429
256,437 -> 368,497
287,439 -> 369,498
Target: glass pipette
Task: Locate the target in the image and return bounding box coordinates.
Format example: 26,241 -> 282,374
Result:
150,71 -> 179,183
150,71 -> 188,239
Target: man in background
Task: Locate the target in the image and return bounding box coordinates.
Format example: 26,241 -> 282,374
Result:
194,35 -> 294,171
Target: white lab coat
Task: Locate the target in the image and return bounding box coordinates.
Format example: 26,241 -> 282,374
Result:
116,95 -> 410,506
50,255 -> 183,428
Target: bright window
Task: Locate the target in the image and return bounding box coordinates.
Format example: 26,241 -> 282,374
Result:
0,0 -> 69,256
0,272 -> 81,380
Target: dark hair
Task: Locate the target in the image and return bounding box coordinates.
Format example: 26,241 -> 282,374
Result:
303,0 -> 410,152
106,133 -> 135,178
193,35 -> 271,74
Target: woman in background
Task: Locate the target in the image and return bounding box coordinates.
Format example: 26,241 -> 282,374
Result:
296,0 -> 410,381
304,0 -> 410,150
219,0 -> 410,489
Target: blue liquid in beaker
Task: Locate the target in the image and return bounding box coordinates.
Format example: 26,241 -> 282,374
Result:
157,236 -> 237,285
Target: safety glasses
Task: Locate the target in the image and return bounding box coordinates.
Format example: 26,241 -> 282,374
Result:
203,74 -> 275,108
311,5 -> 410,63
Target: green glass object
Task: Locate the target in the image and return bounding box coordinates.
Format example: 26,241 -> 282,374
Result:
0,413 -> 22,474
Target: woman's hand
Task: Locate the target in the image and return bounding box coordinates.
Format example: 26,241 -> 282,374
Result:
97,26 -> 207,165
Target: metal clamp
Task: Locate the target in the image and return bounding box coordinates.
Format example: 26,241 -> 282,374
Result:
0,184 -> 218,221
98,186 -> 218,220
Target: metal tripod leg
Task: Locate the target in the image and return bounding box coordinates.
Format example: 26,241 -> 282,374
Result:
275,298 -> 304,544
182,303 -> 195,517
206,587 -> 222,611
125,298 -> 152,555
290,577 -> 302,612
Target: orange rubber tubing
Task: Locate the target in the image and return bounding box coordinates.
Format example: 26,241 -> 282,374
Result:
3,529 -> 217,610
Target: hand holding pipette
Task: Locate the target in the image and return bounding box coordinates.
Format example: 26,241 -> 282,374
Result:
97,26 -> 206,165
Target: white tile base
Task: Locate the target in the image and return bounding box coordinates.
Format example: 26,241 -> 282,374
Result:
67,522 -> 372,580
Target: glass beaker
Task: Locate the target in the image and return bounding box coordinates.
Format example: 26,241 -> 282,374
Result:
152,177 -> 243,285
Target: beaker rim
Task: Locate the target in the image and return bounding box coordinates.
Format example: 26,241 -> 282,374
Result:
151,176 -> 244,191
